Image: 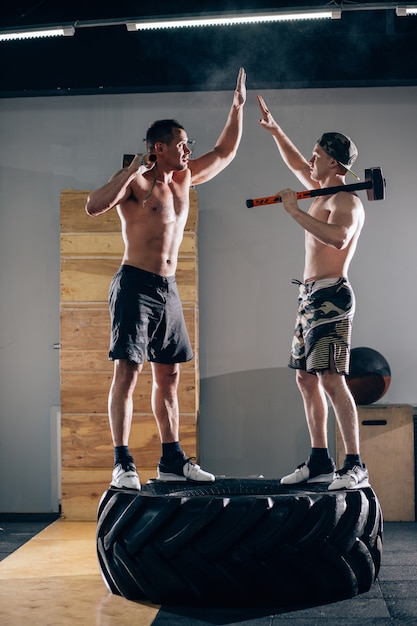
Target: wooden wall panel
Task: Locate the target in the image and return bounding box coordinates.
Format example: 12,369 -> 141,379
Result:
59,307 -> 197,373
61,468 -> 156,521
60,231 -> 196,257
61,414 -> 197,468
60,188 -> 198,233
61,257 -> 197,303
60,189 -> 199,520
60,308 -> 196,351
61,370 -> 197,414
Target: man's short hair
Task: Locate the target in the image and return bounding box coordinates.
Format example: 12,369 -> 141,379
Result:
146,119 -> 185,151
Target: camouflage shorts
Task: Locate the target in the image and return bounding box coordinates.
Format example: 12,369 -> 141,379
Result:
289,277 -> 355,375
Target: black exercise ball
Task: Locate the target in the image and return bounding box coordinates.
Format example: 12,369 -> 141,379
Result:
347,347 -> 391,405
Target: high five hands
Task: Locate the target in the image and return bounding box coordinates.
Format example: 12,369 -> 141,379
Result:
256,95 -> 299,214
234,67 -> 247,107
257,95 -> 277,132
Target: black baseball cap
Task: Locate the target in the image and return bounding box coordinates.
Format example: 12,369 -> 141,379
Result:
317,132 -> 359,179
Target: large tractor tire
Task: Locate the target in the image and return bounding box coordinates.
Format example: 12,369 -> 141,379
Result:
96,478 -> 383,606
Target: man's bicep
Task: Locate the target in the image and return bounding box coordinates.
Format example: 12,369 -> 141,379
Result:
189,150 -> 228,185
330,194 -> 359,225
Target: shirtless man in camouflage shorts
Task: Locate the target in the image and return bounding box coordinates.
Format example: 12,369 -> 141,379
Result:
257,95 -> 368,491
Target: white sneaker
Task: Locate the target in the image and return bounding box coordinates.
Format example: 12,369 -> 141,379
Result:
157,454 -> 215,483
328,465 -> 369,491
280,458 -> 336,485
110,463 -> 141,490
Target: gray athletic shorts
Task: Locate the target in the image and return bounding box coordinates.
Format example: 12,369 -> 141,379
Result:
108,264 -> 193,365
289,277 -> 355,375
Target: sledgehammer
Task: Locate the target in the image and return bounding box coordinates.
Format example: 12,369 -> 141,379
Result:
246,167 -> 386,208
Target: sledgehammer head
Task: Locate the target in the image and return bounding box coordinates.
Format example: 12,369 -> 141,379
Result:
122,153 -> 157,168
366,167 -> 386,201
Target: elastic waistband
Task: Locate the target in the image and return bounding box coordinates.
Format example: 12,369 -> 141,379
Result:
292,277 -> 347,288
119,264 -> 176,286
292,277 -> 350,295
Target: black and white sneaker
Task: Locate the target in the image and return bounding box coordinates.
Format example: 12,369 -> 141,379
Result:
157,452 -> 215,483
280,457 -> 336,485
111,462 -> 141,490
328,464 -> 369,491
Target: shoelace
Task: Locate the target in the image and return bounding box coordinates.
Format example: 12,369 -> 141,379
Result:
338,465 -> 360,476
120,462 -> 136,472
296,462 -> 307,470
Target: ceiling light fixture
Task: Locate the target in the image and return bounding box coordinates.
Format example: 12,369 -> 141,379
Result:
396,5 -> 417,15
1,4 -> 413,44
126,10 -> 341,32
0,26 -> 75,42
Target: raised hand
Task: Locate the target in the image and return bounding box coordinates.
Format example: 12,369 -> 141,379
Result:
257,95 -> 277,132
234,67 -> 247,107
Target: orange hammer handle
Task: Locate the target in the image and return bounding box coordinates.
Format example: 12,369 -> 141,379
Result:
246,181 -> 370,208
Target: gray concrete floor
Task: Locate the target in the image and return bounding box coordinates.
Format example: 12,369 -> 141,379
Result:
0,513 -> 59,561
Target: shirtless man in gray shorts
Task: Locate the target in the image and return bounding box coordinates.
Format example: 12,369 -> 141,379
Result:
257,95 -> 368,491
85,68 -> 246,490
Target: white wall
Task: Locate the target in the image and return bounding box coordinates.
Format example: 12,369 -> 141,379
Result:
0,85 -> 416,510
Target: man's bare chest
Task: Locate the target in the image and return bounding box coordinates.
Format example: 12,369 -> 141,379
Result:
134,178 -> 189,216
308,196 -> 331,221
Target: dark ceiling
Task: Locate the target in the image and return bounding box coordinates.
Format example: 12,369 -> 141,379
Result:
0,1 -> 416,98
